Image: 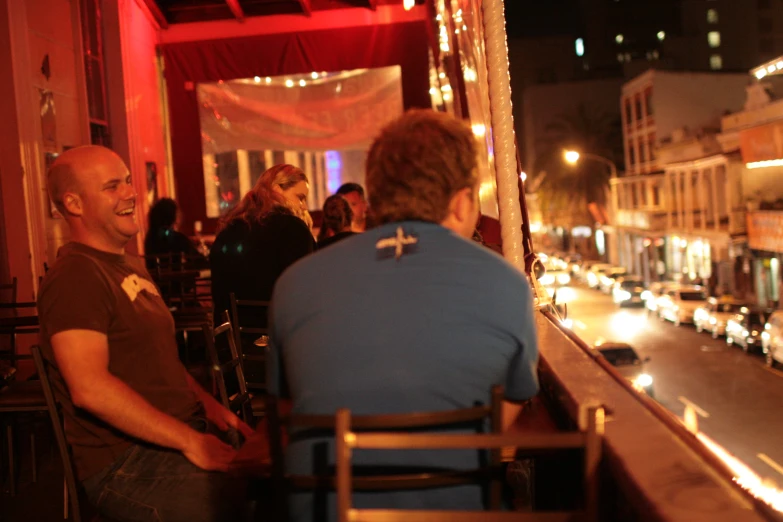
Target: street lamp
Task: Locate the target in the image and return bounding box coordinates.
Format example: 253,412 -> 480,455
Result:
563,149 -> 617,178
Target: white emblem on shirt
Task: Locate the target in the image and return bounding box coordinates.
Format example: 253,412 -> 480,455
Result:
375,226 -> 419,260
121,274 -> 161,302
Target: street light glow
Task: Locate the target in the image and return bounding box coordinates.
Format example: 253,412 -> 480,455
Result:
564,150 -> 581,164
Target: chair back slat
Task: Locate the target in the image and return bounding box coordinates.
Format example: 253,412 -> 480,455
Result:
335,406 -> 605,522
228,293 -> 269,394
204,312 -> 253,424
347,510 -> 578,522
31,345 -> 83,522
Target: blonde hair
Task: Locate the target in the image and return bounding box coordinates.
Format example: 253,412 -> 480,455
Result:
218,164 -> 310,231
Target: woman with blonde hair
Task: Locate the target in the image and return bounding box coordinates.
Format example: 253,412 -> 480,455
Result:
210,164 -> 315,320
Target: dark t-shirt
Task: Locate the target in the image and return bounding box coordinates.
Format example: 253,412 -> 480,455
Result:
37,242 -> 200,480
210,211 -> 315,321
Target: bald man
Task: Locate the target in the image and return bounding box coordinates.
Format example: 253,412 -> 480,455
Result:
37,146 -> 258,521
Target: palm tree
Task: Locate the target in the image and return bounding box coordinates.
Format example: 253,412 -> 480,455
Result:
530,104 -> 623,229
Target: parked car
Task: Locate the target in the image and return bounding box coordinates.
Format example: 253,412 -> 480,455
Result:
586,264 -> 613,289
539,269 -> 571,288
726,307 -> 770,353
643,282 -> 676,316
600,267 -> 628,293
593,341 -> 654,397
693,297 -> 747,337
656,286 -> 708,326
611,276 -> 646,307
762,310 -> 783,367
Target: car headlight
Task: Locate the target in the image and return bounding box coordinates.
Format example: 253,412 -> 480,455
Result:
556,273 -> 571,285
635,373 -> 653,388
709,317 -> 716,324
742,329 -> 749,337
762,331 -> 771,341
751,330 -> 759,337
641,291 -> 651,300
616,290 -> 631,301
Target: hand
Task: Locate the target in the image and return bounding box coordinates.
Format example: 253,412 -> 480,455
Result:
182,432 -> 238,472
202,394 -> 258,441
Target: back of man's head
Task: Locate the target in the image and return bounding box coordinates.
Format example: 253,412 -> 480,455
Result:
335,182 -> 365,199
366,110 -> 478,226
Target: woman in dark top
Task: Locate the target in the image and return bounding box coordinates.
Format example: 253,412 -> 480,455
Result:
317,194 -> 357,250
210,164 -> 315,320
144,198 -> 206,269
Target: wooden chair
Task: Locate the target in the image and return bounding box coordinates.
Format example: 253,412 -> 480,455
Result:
265,386 -> 505,521
30,345 -> 85,521
203,312 -> 255,425
335,405 -> 604,522
228,294 -> 269,420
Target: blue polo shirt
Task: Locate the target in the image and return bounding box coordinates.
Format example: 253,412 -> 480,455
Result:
270,221 -> 539,521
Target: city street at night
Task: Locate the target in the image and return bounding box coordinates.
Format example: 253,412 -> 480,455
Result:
560,283 -> 783,483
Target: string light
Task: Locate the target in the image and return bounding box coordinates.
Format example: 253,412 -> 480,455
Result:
299,79 -> 306,87
253,76 -> 261,83
285,79 -> 294,88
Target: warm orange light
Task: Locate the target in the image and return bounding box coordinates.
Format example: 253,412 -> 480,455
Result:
564,150 -> 580,164
403,0 -> 415,10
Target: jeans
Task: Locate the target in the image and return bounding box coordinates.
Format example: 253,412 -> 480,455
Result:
82,417 -> 252,522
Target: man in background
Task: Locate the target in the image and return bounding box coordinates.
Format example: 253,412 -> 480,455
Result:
336,182 -> 370,232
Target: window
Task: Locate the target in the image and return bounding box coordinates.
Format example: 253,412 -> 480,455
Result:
80,0 -> 110,146
759,17 -> 773,33
575,38 -> 585,57
708,31 -> 721,48
707,8 -> 718,24
629,143 -> 636,165
635,95 -> 643,120
710,54 -> 723,70
645,89 -> 654,116
625,99 -> 633,125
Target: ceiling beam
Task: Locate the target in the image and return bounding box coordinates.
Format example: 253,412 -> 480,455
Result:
297,0 -> 312,16
225,0 -> 245,21
141,0 -> 169,29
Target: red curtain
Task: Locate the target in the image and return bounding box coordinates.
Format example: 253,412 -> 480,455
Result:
160,21 -> 431,234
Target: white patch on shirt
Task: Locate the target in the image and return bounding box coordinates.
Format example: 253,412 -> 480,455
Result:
376,226 -> 419,260
120,274 -> 161,302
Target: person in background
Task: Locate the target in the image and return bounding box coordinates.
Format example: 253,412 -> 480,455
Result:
270,110 -> 539,521
335,182 -> 370,232
145,197 -> 207,268
317,194 -> 356,250
38,146 -> 261,521
210,164 -> 315,321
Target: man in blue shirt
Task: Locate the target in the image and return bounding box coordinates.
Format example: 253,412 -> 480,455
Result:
270,109 -> 539,521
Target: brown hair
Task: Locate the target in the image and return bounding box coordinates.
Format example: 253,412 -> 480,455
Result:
317,195 -> 353,242
365,109 -> 478,225
218,164 -> 309,231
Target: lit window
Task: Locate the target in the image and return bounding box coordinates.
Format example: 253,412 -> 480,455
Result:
575,38 -> 585,57
708,31 -> 721,48
616,34 -> 624,44
710,54 -> 723,70
707,8 -> 718,24
657,31 -> 666,41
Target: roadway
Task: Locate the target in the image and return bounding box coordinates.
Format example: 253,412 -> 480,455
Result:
559,283 -> 783,483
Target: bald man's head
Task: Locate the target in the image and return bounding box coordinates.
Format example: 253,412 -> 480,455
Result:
47,146 -> 125,216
